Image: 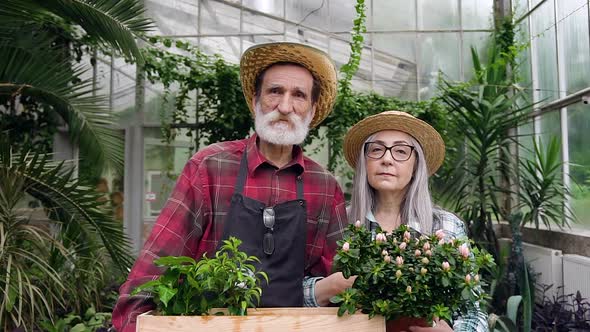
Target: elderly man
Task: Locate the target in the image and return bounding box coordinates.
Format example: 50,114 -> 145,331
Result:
112,42 -> 354,331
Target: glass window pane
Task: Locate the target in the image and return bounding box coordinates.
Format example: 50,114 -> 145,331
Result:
145,0 -> 199,36
372,0 -> 416,31
568,104 -> 590,229
200,1 -> 241,34
242,0 -> 285,17
286,0 -> 329,31
530,0 -> 559,103
143,128 -> 193,239
513,0 -> 529,18
418,0 -> 459,30
461,0 -> 494,30
243,10 -> 285,35
539,111 -> 561,147
111,58 -> 136,117
373,33 -> 418,98
418,32 -> 460,99
557,0 -> 590,93
329,0 -> 356,32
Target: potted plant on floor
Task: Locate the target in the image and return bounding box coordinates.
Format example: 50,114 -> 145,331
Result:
333,223 -> 495,332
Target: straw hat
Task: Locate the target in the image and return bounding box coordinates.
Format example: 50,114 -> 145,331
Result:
240,42 -> 338,128
343,111 -> 445,175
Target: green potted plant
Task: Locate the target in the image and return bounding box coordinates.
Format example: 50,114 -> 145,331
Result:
133,237 -> 385,331
333,223 -> 495,332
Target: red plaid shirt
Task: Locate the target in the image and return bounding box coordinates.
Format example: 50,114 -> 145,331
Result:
112,134 -> 347,331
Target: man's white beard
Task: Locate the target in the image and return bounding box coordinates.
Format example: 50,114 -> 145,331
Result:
254,103 -> 313,146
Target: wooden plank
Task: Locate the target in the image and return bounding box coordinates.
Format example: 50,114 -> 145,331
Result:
137,307 -> 385,332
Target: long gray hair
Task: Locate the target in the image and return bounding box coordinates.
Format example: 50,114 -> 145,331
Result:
349,134 -> 434,234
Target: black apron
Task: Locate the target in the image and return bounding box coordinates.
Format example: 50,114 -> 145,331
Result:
217,150 -> 307,307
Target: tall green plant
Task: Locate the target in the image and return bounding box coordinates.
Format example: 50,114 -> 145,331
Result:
438,20 -> 532,254
0,138 -> 133,329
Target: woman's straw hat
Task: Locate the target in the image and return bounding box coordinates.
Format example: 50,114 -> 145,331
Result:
240,42 -> 338,128
344,111 -> 445,175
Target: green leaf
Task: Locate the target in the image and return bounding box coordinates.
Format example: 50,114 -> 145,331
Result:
157,285 -> 178,307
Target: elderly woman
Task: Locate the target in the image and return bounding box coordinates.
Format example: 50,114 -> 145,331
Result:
343,111 -> 488,332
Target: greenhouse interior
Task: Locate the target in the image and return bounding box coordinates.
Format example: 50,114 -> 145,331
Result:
1,0 -> 590,330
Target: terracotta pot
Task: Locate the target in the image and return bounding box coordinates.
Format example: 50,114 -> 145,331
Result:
386,317 -> 430,332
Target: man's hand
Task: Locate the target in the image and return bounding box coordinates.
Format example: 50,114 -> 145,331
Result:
406,318 -> 453,332
314,272 -> 357,306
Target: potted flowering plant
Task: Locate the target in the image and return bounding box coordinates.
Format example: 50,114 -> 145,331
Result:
333,222 -> 495,331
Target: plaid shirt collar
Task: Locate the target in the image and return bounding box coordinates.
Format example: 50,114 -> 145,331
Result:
246,133 -> 305,176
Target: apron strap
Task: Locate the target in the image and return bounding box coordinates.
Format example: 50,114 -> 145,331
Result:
296,174 -> 303,200
234,147 -> 249,195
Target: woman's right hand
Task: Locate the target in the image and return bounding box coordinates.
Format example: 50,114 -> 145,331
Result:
314,272 -> 357,306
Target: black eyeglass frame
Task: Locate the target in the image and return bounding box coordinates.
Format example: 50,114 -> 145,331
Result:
364,142 -> 416,161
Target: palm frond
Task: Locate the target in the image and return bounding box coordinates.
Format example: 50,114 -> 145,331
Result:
0,44 -> 124,170
1,0 -> 154,61
0,139 -> 133,271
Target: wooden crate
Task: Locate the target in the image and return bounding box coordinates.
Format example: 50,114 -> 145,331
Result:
136,307 -> 385,332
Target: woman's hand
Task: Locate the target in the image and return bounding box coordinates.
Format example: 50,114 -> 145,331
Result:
314,272 -> 357,306
406,318 -> 453,332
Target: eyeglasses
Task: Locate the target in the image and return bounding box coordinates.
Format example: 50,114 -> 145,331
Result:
262,207 -> 275,255
364,142 -> 415,161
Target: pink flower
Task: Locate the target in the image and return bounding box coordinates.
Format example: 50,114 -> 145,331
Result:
435,229 -> 445,240
376,233 -> 386,243
406,286 -> 412,294
399,242 -> 407,250
395,256 -> 404,266
381,249 -> 389,256
403,231 -> 411,241
442,261 -> 450,271
421,257 -> 429,264
395,270 -> 402,278
342,242 -> 350,252
423,242 -> 431,251
420,268 -> 428,275
459,243 -> 470,259
414,249 -> 422,257
354,220 -> 362,228
465,274 -> 472,284
384,255 -> 392,263
438,239 -> 446,246
425,250 -> 432,257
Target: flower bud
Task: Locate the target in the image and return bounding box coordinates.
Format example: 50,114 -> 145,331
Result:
395,256 -> 404,266
459,243 -> 470,259
393,238 -> 398,244
354,220 -> 362,228
399,242 -> 407,250
382,249 -> 388,256
423,242 -> 431,251
406,286 -> 412,294
425,250 -> 432,257
395,269 -> 402,278
465,274 -> 472,284
409,267 -> 414,272
438,239 -> 446,246
474,274 -> 480,283
376,233 -> 386,243
403,231 -> 411,241
420,268 -> 428,275
421,257 -> 429,264
384,255 -> 392,263
442,261 -> 450,271
435,229 -> 445,240
342,242 -> 350,252
414,249 -> 422,257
